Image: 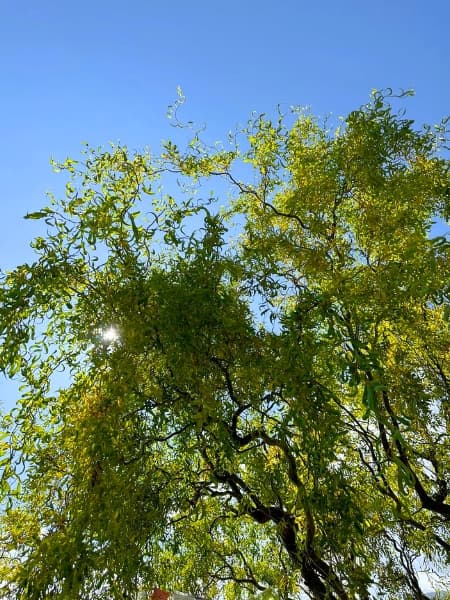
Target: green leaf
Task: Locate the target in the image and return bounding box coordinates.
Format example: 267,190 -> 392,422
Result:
24,210 -> 52,220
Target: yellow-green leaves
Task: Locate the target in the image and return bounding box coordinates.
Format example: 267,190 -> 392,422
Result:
0,91 -> 449,599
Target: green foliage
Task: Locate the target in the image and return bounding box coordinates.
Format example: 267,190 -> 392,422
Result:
0,91 -> 449,599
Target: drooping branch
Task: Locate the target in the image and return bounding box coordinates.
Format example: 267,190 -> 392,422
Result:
380,389 -> 450,520
200,444 -> 350,600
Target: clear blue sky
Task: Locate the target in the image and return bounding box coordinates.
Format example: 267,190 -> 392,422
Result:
0,1 -> 449,590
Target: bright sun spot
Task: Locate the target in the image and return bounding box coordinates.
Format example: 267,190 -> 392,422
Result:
101,326 -> 120,344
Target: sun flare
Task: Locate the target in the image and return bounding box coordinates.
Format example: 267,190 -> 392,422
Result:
101,326 -> 120,344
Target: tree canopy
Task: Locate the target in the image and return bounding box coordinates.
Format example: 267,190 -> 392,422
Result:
0,91 -> 449,599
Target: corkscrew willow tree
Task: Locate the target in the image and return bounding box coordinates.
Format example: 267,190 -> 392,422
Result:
0,90 -> 449,599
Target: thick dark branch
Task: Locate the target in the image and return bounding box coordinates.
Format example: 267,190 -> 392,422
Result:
210,356 -> 240,406
386,531 -> 432,600
262,199 -> 308,230
360,361 -> 450,521
357,450 -> 450,555
381,390 -> 450,520
200,438 -> 349,599
302,508 -> 350,600
211,572 -> 266,591
427,352 -> 450,399
145,422 -> 193,444
402,518 -> 450,554
210,358 -> 289,466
